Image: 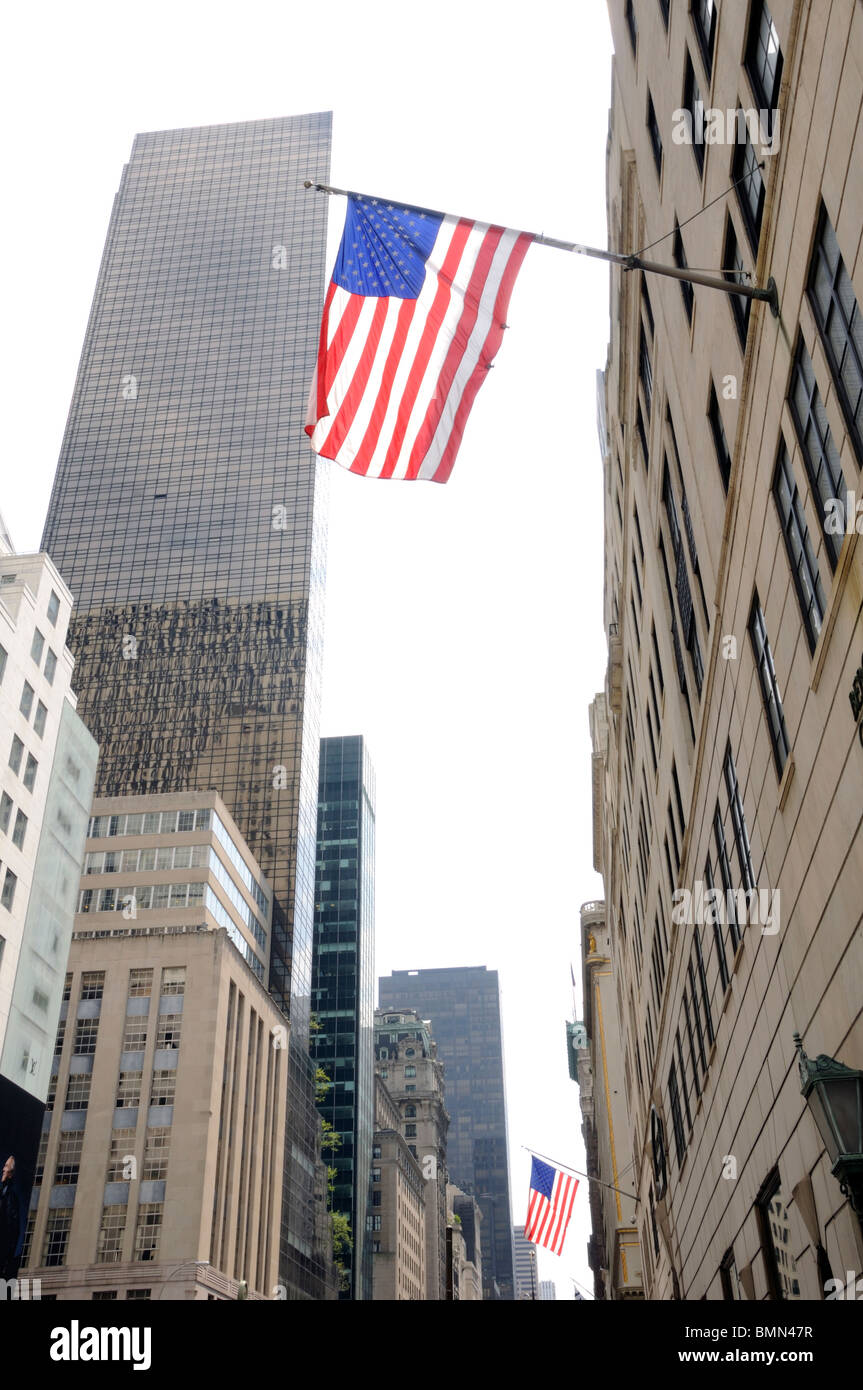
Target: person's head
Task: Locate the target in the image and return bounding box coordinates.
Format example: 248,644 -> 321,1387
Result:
1,1156 -> 14,1183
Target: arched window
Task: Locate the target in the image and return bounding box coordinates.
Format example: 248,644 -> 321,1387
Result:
405,1105 -> 416,1118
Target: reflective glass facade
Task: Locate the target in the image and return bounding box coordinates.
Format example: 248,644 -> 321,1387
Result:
378,966 -> 515,1299
40,113 -> 333,1298
312,736 -> 375,1300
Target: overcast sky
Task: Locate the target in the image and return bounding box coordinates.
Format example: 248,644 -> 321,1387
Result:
1,0 -> 614,1298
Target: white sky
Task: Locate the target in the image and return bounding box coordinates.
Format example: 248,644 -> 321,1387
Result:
1,0 -> 614,1299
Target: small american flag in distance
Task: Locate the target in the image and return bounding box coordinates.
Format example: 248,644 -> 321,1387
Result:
523,1156 -> 578,1255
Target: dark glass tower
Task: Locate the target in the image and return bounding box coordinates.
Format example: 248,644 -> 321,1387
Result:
311,736 -> 375,1300
378,966 -> 516,1299
40,113 -> 333,1298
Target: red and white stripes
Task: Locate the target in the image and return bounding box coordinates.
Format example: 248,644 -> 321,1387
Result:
306,216 -> 532,484
524,1169 -> 578,1255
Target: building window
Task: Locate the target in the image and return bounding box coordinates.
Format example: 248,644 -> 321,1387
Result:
636,400 -> 649,469
9,735 -> 24,776
625,0 -> 637,54
65,1074 -> 92,1111
692,0 -> 717,76
12,809 -> 27,850
108,1131 -> 137,1181
405,1123 -> 417,1138
160,966 -> 185,996
150,1072 -> 176,1107
122,1018 -> 147,1051
683,52 -> 704,173
673,220 -> 694,322
788,338 -> 848,571
134,1203 -> 163,1262
23,753 -> 38,792
47,590 -> 61,626
126,1289 -> 151,1300
92,1290 -> 118,1300
30,628 -> 45,665
34,701 -> 47,738
807,205 -> 863,465
372,1168 -> 381,1182
80,971 -> 105,1001
372,1191 -> 382,1207
55,1130 -> 84,1185
404,1065 -> 416,1078
405,1105 -> 416,1118
668,1062 -> 686,1166
97,1206 -> 127,1264
749,594 -> 790,776
639,324 -> 653,418
720,1248 -> 741,1300
372,1145 -> 381,1160
143,1129 -> 171,1181
732,128 -> 765,253
0,643 -> 6,684
129,968 -> 153,997
723,218 -> 751,348
116,1072 -> 142,1108
756,1170 -> 802,1299
20,681 -> 34,719
724,744 -> 756,893
73,1017 -> 100,1054
44,649 -> 57,685
647,90 -> 663,177
1,868 -> 18,913
43,1210 -> 73,1266
0,791 -> 12,834
405,1084 -> 416,1093
745,1 -> 783,123
156,1017 -> 181,1049
708,381 -> 732,491
773,441 -> 826,653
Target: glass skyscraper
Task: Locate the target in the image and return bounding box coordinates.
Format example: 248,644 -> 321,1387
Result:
378,965 -> 516,1299
311,736 -> 375,1300
40,113 -> 333,1298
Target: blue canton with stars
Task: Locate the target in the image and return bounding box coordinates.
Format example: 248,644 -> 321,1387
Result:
333,195 -> 444,300
530,1157 -> 555,1199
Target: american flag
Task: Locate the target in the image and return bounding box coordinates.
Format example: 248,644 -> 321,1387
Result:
524,1156 -> 578,1255
305,193 -> 533,483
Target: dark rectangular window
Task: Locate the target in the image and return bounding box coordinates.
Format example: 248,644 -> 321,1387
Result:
637,401 -> 650,469
772,440 -> 826,653
647,91 -> 663,177
47,590 -> 61,626
20,682 -> 34,719
708,381 -> 733,491
745,1 -> 783,122
626,0 -> 638,54
705,856 -> 730,990
732,127 -> 765,253
724,744 -> 755,893
683,52 -> 705,173
642,276 -> 655,338
807,205 -> 863,466
713,809 -> 741,953
639,325 -> 653,417
724,218 -> 751,347
692,0 -> 717,76
788,338 -> 847,571
676,1030 -> 693,1127
756,1170 -> 802,1300
673,220 -> 694,321
749,593 -> 790,776
668,1061 -> 686,1165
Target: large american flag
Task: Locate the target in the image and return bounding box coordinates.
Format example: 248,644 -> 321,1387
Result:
523,1156 -> 578,1256
305,193 -> 533,483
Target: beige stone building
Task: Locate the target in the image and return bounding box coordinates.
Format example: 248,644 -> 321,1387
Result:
20,790 -> 287,1299
593,0 -> 863,1299
448,1185 -> 483,1300
374,1008 -> 449,1299
371,1074 -> 426,1301
574,896 -> 643,1299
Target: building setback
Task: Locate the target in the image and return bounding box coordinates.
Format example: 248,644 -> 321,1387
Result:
39,114 -> 333,1299
595,0 -> 863,1300
20,791 -> 287,1299
379,967 -> 515,1299
311,736 -> 375,1299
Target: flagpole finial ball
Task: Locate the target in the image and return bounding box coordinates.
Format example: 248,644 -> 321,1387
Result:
303,180 -> 313,189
